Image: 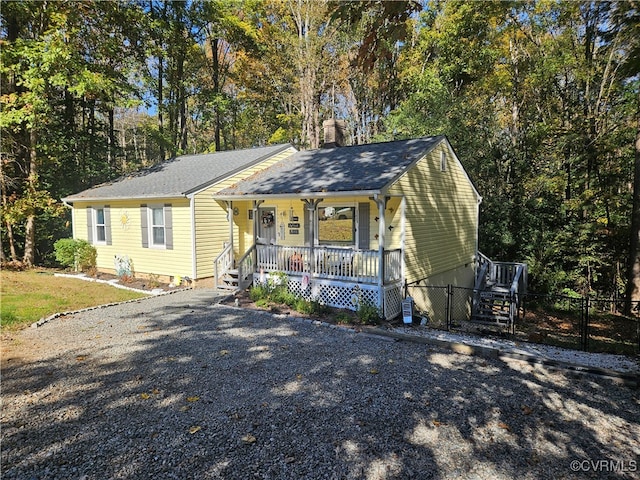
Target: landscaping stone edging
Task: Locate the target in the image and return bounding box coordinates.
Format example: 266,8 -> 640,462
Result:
53,273 -> 168,295
31,287 -> 192,329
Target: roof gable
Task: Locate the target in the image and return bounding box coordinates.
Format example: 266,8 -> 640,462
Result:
63,144 -> 293,202
214,136 -> 444,198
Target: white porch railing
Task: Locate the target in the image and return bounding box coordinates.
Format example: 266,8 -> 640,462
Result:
255,245 -> 402,285
384,249 -> 402,284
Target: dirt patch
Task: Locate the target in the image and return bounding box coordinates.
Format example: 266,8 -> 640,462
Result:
91,271 -> 179,292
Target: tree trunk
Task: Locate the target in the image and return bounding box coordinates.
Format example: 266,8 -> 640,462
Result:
0,161 -> 18,262
22,128 -> 38,267
210,35 -> 221,152
624,93 -> 640,314
158,54 -> 165,160
108,106 -> 115,174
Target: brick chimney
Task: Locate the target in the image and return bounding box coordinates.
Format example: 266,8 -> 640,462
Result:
322,118 -> 347,148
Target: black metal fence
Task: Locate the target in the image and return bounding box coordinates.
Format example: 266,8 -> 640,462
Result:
405,284 -> 640,355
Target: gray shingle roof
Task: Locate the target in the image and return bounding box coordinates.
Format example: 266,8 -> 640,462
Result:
63,144 -> 293,202
214,136 -> 444,198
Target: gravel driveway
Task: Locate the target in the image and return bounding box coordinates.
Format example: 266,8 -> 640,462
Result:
2,290 -> 639,479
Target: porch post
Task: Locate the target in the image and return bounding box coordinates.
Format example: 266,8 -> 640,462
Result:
252,200 -> 264,245
303,199 -> 322,274
226,201 -> 234,260
375,195 -> 387,314
375,195 -> 386,286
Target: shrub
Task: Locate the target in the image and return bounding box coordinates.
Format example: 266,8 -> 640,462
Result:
356,299 -> 382,325
249,284 -> 270,302
272,289 -> 298,307
249,272 -> 329,316
54,239 -> 97,273
255,298 -> 270,309
335,312 -> 352,324
251,271 -> 291,303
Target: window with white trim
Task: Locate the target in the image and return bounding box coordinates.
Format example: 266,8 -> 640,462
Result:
317,205 -> 356,246
93,208 -> 107,243
87,205 -> 111,245
140,203 -> 173,250
150,206 -> 166,247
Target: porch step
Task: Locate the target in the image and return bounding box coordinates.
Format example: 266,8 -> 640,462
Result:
218,269 -> 239,290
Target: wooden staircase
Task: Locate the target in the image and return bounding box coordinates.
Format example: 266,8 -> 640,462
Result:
213,244 -> 256,292
218,269 -> 240,290
472,253 -> 527,329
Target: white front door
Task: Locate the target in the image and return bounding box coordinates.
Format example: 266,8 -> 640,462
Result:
257,207 -> 277,244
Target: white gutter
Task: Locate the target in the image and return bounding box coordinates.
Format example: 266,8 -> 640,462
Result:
62,194 -> 188,203
212,190 -> 384,202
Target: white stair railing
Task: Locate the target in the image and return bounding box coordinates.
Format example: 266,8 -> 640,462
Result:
236,245 -> 256,290
213,243 -> 234,289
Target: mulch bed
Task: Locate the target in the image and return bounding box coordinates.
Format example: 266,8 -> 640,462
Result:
219,289 -> 401,330
91,271 -> 178,292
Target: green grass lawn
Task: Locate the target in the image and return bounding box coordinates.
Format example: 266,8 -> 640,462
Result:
1,270 -> 148,330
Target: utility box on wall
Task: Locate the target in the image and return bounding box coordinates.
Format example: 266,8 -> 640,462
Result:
402,297 -> 413,324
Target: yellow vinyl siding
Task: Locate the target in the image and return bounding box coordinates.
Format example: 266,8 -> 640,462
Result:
387,141 -> 479,284
384,197 -> 403,250
72,199 -> 193,280
193,146 -> 296,278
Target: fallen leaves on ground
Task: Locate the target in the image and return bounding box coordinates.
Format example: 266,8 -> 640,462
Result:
498,422 -> 511,431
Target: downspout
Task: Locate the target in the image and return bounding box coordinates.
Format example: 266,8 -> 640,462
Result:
189,194 -> 197,281
400,196 -> 406,286
62,200 -> 75,239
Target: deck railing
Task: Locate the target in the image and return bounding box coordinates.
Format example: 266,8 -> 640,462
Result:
473,252 -> 528,324
476,253 -> 527,293
255,245 -> 401,285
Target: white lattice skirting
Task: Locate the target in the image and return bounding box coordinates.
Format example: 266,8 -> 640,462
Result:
256,273 -> 403,320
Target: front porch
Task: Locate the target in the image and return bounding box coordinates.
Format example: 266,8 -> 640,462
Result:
215,243 -> 404,319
